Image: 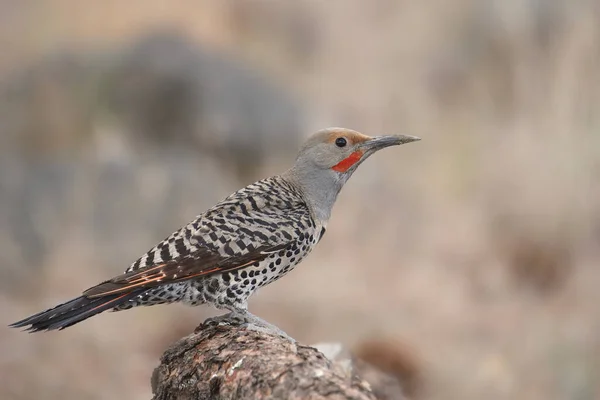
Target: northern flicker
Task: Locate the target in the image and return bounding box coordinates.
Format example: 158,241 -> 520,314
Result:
10,128 -> 419,333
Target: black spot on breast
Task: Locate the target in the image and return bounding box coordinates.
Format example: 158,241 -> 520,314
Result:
241,271 -> 248,278
276,259 -> 282,266
206,280 -> 219,294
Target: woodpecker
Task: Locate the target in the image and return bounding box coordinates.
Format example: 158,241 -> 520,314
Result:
10,128 -> 420,332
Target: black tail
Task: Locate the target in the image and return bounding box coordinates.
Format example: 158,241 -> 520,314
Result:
9,291 -> 142,332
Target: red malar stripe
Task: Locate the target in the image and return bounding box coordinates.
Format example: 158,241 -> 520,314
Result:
331,151 -> 363,172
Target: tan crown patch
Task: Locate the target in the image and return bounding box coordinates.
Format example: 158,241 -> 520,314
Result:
325,129 -> 372,145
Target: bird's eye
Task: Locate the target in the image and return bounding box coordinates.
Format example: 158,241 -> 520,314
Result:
335,137 -> 347,147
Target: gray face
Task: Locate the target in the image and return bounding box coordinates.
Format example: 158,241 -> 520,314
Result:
284,127 -> 420,222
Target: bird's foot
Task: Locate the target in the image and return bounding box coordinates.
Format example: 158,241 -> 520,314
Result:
202,310 -> 295,342
203,310 -> 249,327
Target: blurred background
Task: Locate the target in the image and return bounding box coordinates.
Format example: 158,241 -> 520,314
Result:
1,1 -> 599,399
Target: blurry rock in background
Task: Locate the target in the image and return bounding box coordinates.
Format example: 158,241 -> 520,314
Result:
490,212 -> 575,294
353,338 -> 422,400
107,31 -> 305,177
0,31 -> 306,291
313,339 -> 417,400
312,337 -> 422,400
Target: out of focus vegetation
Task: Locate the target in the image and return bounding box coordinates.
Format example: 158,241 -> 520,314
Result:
1,1 -> 599,400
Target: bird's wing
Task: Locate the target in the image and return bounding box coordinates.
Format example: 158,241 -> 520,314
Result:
83,242 -> 287,298
84,177 -> 310,298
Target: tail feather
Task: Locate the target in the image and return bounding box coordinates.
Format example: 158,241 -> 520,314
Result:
9,291 -> 142,332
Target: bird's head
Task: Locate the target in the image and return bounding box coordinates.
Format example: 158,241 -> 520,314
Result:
296,127 -> 420,179
285,127 -> 420,221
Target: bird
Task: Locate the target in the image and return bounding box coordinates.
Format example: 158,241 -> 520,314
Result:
10,127 -> 420,333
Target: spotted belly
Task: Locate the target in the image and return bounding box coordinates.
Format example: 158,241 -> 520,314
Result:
185,235 -> 317,309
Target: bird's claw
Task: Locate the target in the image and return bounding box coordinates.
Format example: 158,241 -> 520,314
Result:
203,311 -> 249,327
201,310 -> 295,341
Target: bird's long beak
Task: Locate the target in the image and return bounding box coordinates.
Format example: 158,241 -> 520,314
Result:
361,135 -> 421,152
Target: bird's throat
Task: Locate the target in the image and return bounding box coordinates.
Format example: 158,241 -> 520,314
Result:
331,151 -> 363,173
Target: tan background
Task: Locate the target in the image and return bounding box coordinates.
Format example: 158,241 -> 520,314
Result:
1,1 -> 599,399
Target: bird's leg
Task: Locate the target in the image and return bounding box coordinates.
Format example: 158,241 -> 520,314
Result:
202,308 -> 295,341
